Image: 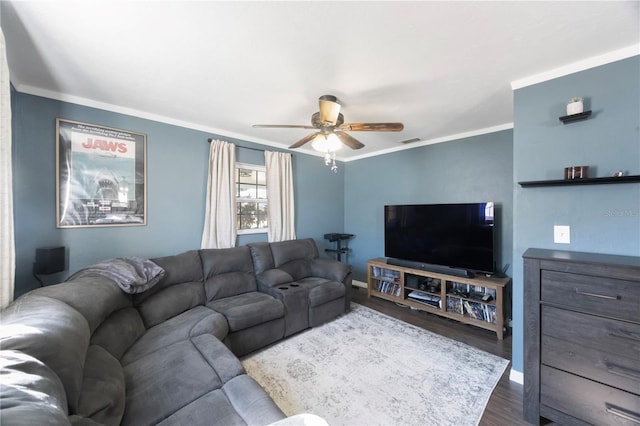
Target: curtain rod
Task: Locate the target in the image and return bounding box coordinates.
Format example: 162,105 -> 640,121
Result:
207,138 -> 265,153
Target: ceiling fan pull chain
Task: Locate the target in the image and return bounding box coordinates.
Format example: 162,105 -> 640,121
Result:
331,152 -> 338,174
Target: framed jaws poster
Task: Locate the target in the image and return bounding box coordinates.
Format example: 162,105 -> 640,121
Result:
56,118 -> 147,228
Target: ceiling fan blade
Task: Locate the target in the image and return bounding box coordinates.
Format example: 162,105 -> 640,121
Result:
289,132 -> 320,149
253,124 -> 316,129
339,122 -> 404,132
318,95 -> 341,126
334,131 -> 365,150
312,112 -> 343,128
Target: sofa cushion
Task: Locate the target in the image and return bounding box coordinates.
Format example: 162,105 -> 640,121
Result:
270,239 -> 318,265
201,246 -> 257,300
295,277 -> 346,307
221,374 -> 287,425
255,269 -> 294,289
207,292 -> 284,332
0,294 -> 90,413
76,345 -> 125,425
69,416 -> 103,425
121,334 -> 245,425
132,251 -> 206,328
156,375 -> 285,426
310,257 -> 352,283
134,250 -> 204,305
269,239 -> 320,281
0,350 -> 70,425
90,307 -> 146,361
279,260 -> 312,282
31,276 -> 132,334
121,306 -> 228,365
247,242 -> 275,274
222,318 -> 285,357
135,281 -> 206,328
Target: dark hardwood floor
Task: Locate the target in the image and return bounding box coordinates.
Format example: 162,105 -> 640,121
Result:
350,286 -> 530,426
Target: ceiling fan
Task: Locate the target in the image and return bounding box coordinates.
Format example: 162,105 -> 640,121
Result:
252,95 -> 404,151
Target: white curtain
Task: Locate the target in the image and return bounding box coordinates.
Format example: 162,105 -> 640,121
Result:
201,139 -> 237,249
265,151 -> 296,242
0,28 -> 15,309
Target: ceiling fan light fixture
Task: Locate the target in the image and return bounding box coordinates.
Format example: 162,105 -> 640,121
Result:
311,133 -> 342,153
318,95 -> 341,125
253,94 -> 403,173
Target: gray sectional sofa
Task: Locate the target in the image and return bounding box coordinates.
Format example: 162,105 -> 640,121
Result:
0,238 -> 352,426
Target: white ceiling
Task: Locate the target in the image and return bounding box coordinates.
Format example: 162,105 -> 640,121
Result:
2,1 -> 639,161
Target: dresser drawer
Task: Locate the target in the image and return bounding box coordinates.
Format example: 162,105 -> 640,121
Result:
542,306 -> 640,363
542,332 -> 640,395
541,366 -> 640,426
541,270 -> 640,323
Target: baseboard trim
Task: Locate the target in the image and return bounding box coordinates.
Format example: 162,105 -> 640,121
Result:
352,279 -> 367,289
509,368 -> 523,384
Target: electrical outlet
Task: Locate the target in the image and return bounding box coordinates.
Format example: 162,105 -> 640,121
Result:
554,225 -> 571,244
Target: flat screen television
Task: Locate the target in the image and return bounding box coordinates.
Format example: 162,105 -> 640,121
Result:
384,202 -> 495,275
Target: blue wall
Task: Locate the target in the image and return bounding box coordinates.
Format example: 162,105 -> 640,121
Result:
11,55 -> 639,380
344,130 -> 514,282
11,93 -> 345,296
511,56 -> 640,373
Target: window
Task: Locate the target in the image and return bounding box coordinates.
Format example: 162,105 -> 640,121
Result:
236,163 -> 268,234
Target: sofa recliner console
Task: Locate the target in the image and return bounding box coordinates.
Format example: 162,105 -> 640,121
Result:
0,238 -> 352,426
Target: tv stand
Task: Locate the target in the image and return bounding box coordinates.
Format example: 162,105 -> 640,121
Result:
386,258 -> 475,278
367,258 -> 510,339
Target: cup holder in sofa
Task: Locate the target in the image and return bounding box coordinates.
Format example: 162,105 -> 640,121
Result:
278,284 -> 301,290
274,283 -> 308,337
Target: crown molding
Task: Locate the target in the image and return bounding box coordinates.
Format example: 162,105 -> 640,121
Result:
344,123 -> 514,163
13,82 -> 513,163
511,44 -> 640,90
11,82 -> 340,159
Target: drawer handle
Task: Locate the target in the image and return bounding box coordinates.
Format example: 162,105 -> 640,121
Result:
609,330 -> 640,343
574,289 -> 620,300
606,404 -> 640,424
606,363 -> 640,381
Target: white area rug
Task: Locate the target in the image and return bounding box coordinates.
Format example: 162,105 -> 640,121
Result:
242,303 -> 509,426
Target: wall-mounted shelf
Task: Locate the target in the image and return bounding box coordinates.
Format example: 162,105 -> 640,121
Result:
559,110 -> 592,124
519,175 -> 640,187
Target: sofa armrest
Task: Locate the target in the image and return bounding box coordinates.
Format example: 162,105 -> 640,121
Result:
255,269 -> 293,291
309,258 -> 352,283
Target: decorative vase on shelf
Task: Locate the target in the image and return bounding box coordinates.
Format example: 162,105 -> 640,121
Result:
566,97 -> 584,115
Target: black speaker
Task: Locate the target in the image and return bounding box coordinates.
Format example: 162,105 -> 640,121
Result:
405,274 -> 420,289
34,246 -> 66,275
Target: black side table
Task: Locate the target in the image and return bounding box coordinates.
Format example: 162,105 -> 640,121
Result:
323,233 -> 354,262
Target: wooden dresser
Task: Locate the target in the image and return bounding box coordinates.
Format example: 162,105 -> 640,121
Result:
523,248 -> 640,425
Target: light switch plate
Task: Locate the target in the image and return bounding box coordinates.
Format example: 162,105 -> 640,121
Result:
554,225 -> 571,244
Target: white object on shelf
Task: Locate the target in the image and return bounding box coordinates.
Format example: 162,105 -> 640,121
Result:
566,98 -> 584,115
